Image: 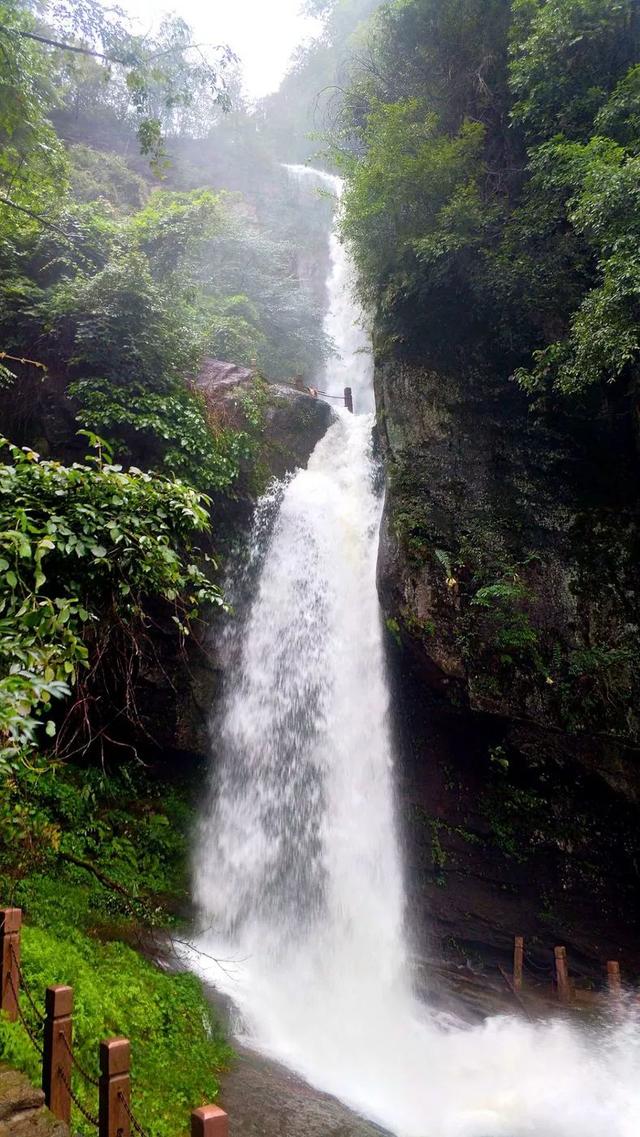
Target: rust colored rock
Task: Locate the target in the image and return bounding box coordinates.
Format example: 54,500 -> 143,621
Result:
0,1069 -> 44,1121
195,359 -> 255,397
0,1064 -> 67,1137
0,1107 -> 68,1137
195,359 -> 334,482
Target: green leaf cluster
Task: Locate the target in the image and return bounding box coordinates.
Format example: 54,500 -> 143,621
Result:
0,437 -> 221,763
339,0 -> 640,397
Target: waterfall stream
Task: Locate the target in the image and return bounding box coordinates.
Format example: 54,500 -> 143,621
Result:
191,168 -> 640,1137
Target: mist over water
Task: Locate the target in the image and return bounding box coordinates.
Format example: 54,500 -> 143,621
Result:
192,171 -> 640,1137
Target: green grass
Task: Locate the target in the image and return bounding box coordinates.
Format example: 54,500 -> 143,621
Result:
0,909 -> 231,1137
0,764 -> 232,1137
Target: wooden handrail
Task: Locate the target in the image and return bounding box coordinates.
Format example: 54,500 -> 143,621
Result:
1,908 -> 229,1136
0,907 -> 22,1022
43,985 -> 73,1123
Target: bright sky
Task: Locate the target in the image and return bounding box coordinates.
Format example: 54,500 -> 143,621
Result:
124,0 -> 321,99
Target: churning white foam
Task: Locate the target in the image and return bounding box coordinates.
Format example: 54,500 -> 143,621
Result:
191,170 -> 640,1137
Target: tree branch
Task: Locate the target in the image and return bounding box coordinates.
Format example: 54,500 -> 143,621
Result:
0,23 -> 225,67
0,193 -> 72,237
58,850 -> 138,900
0,23 -> 130,64
0,194 -> 102,265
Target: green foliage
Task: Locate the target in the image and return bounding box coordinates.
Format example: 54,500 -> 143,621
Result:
0,721 -> 230,1137
13,1 -> 233,165
0,755 -> 191,904
0,0 -> 335,787
0,1 -> 68,233
0,923 -> 230,1137
509,0 -> 637,140
261,0 -> 381,164
469,571 -> 540,663
554,641 -> 638,737
596,63 -> 640,149
428,820 -> 447,886
0,437 -> 221,763
340,100 -> 494,350
68,145 -> 149,210
49,245 -> 204,389
514,136 -> 640,393
340,0 -> 640,396
385,616 -> 402,646
70,380 -> 252,493
481,782 -> 550,861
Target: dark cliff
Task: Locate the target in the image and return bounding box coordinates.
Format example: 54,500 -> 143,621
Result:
375,351 -> 640,979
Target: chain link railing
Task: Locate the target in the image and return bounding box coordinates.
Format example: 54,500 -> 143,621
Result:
58,1028 -> 100,1087
118,1090 -> 151,1137
0,904 -> 228,1137
10,943 -> 46,1024
57,1066 -> 100,1128
6,970 -> 44,1056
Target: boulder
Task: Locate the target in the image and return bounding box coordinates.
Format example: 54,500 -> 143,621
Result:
195,360 -> 334,481
0,1067 -> 67,1137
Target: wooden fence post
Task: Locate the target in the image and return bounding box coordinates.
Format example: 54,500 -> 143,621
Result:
43,985 -> 73,1124
99,1038 -> 130,1137
513,936 -> 524,993
554,946 -> 571,1003
191,1105 -> 228,1137
0,908 -> 22,1021
607,960 -> 622,997
344,387 -> 353,413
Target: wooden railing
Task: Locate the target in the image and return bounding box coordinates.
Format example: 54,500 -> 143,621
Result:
502,933 -> 625,1007
302,383 -> 354,411
0,908 -> 228,1137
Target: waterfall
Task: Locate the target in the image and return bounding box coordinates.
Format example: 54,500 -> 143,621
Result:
284,164 -> 374,412
192,169 -> 640,1137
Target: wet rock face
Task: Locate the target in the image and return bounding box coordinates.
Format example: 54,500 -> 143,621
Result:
376,352 -> 640,975
196,359 -> 334,481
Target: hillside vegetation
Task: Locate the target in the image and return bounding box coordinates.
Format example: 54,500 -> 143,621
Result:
0,0 -> 340,1127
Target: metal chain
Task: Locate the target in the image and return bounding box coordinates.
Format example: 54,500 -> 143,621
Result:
118,1090 -> 151,1137
524,955 -> 554,976
6,972 -> 44,1056
9,944 -> 46,1022
58,1029 -> 100,1087
57,1067 -> 99,1128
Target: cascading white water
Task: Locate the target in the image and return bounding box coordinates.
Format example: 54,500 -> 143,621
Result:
192,168 -> 640,1137
284,164 -> 374,412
